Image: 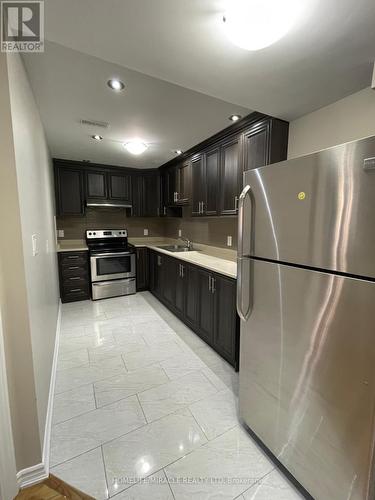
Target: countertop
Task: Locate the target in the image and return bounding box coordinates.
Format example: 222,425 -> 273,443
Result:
57,239 -> 88,252
129,237 -> 237,279
56,237 -> 237,278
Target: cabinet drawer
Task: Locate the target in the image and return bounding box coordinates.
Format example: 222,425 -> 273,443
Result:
59,252 -> 88,267
62,286 -> 90,302
61,265 -> 88,278
62,275 -> 89,288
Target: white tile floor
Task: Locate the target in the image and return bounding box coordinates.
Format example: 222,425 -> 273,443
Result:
51,292 -> 304,499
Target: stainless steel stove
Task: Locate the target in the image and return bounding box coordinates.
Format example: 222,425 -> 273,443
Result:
86,229 -> 136,300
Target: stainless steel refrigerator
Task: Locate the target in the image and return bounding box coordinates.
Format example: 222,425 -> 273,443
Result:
237,135 -> 375,500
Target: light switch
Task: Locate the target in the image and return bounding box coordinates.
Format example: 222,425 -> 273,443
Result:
178,229 -> 182,237
32,234 -> 38,256
227,235 -> 232,247
58,229 -> 64,238
143,228 -> 149,236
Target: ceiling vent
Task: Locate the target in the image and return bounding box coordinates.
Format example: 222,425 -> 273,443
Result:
80,119 -> 109,129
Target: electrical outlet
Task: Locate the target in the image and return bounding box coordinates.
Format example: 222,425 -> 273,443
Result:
178,229 -> 182,237
58,229 -> 64,238
32,234 -> 38,256
227,235 -> 233,247
143,228 -> 149,236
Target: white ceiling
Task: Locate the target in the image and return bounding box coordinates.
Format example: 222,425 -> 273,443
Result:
42,0 -> 375,120
23,0 -> 375,167
23,42 -> 249,168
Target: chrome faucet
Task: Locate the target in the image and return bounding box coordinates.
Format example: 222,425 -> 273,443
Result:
180,237 -> 193,250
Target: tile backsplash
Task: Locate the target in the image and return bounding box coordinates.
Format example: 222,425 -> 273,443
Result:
57,208 -> 237,249
56,208 -> 166,240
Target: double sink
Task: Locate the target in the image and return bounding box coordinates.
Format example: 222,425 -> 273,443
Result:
156,244 -> 198,253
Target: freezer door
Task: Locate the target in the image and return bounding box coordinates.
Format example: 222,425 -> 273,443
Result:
240,259 -> 375,500
244,135 -> 375,278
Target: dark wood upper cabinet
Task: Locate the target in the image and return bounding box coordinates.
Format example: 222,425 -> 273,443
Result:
86,171 -> 107,199
191,154 -> 205,216
108,173 -> 132,202
205,147 -> 220,216
176,162 -> 191,205
242,121 -> 270,171
220,136 -> 242,215
55,167 -> 84,216
131,174 -> 145,217
143,172 -> 160,216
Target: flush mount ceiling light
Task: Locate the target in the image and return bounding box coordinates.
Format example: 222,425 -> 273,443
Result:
229,114 -> 242,122
223,0 -> 302,51
123,141 -> 148,155
91,134 -> 103,141
107,79 -> 125,91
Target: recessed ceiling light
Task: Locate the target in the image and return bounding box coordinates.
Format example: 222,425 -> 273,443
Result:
175,150 -> 183,155
223,0 -> 302,51
91,134 -> 103,141
107,79 -> 125,91
229,114 -> 242,122
123,141 -> 148,155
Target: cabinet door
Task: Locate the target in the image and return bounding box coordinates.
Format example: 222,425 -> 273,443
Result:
109,173 -> 132,202
132,175 -> 145,216
242,121 -> 270,172
175,263 -> 185,315
213,274 -> 239,367
136,248 -> 149,291
184,264 -> 198,327
86,171 -> 107,199
56,167 -> 84,215
191,154 -> 205,216
205,148 -> 220,216
176,162 -> 190,205
162,255 -> 177,306
151,252 -> 163,298
196,269 -> 214,344
143,172 -> 160,216
220,136 -> 241,215
167,167 -> 178,206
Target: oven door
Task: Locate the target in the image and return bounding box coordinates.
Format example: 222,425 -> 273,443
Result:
90,252 -> 136,282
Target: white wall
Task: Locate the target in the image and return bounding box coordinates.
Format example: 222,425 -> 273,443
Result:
6,52 -> 60,449
288,87 -> 375,158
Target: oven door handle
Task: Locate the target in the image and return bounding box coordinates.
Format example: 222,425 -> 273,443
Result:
91,252 -> 133,258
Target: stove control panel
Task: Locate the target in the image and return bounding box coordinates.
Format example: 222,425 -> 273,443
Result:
86,229 -> 128,239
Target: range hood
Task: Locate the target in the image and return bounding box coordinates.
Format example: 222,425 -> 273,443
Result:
86,201 -> 132,208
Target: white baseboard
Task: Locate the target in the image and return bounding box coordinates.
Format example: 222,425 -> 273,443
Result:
16,462 -> 48,489
17,300 -> 61,489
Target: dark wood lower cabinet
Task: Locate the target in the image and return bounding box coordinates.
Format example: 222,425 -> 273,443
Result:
148,250 -> 239,370
136,247 -> 149,291
58,251 -> 90,303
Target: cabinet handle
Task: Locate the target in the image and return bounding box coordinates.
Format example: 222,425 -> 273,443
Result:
163,206 -> 167,215
201,201 -> 205,214
178,264 -> 181,277
181,265 -> 184,278
157,207 -> 160,216
69,277 -> 81,281
68,266 -> 79,270
234,196 -> 239,211
70,288 -> 82,292
208,276 -> 212,292
157,256 -> 162,266
67,255 -> 79,259
211,277 -> 216,294
199,201 -> 202,214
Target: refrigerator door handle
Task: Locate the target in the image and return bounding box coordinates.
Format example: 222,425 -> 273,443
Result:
237,184 -> 253,321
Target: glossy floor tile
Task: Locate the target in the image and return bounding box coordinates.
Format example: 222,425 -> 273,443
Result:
103,409 -> 207,496
52,292 -> 296,499
165,426 -> 274,499
51,448 -> 108,500
242,469 -> 305,499
51,396 -> 146,466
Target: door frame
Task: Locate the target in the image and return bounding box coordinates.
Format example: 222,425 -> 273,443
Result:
0,302 -> 18,500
